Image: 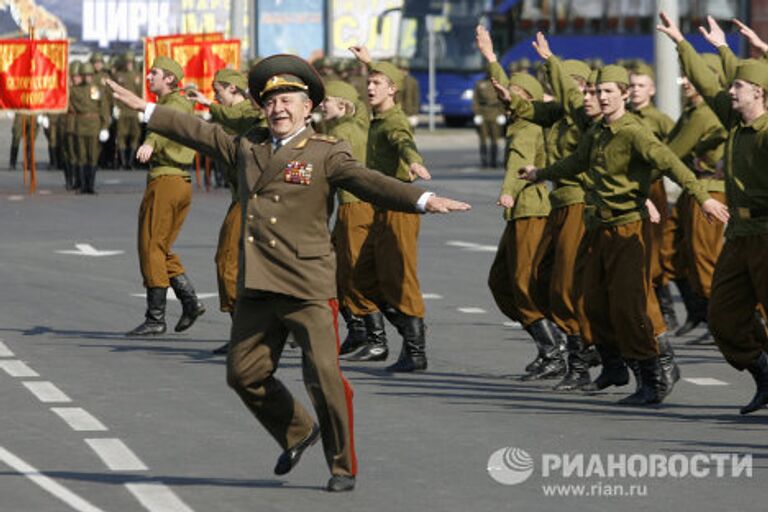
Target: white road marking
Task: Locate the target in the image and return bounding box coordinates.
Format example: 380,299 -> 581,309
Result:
0,360 -> 39,377
125,482 -> 195,512
0,340 -> 14,357
422,293 -> 443,300
0,445 -> 107,512
56,243 -> 124,257
684,377 -> 729,386
23,381 -> 72,403
51,408 -> 108,431
8,195 -> 24,201
503,321 -> 522,328
130,291 -> 218,300
446,240 -> 497,252
102,179 -> 121,185
458,307 -> 487,314
85,439 -> 148,471
38,189 -> 52,195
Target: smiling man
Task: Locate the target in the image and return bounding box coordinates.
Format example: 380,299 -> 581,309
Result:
108,54 -> 469,492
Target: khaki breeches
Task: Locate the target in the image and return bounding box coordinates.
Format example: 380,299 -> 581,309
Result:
138,175 -> 191,288
488,217 -> 547,328
215,201 -> 242,312
709,234 -> 768,370
582,220 -> 658,360
531,203 -> 586,336
332,202 -> 379,316
354,210 -> 425,318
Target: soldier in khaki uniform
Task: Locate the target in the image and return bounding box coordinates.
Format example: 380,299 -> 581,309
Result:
319,81 -> 386,361
348,46 -> 434,372
628,62 -> 680,332
659,14 -> 768,414
109,53 -> 469,492
188,68 -> 264,354
70,63 -> 110,194
665,54 -> 727,338
91,52 -> 115,169
395,58 -> 420,129
9,113 -> 38,171
113,52 -> 143,169
64,62 -> 82,190
520,64 -> 729,405
123,57 -> 205,336
472,74 -> 505,168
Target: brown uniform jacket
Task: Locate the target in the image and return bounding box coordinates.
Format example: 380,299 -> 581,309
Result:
147,107 -> 425,300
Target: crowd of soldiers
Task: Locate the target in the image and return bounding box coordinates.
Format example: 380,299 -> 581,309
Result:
473,14 -> 768,414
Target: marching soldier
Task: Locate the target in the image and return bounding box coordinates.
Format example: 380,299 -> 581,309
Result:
348,45 -> 434,372
658,13 -> 768,414
108,53 -> 469,492
71,62 -> 110,194
113,52 -> 143,170
395,58 -> 420,129
187,68 -> 264,354
123,56 -> 205,336
471,72 -> 505,168
520,64 -> 729,405
64,61 -> 82,190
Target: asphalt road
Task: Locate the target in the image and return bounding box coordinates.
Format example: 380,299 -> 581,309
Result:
0,118 -> 765,512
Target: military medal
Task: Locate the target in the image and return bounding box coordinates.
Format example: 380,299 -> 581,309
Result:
284,161 -> 313,185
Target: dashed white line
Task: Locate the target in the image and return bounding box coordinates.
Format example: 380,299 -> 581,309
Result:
503,321 -> 522,328
51,407 -> 108,431
458,307 -> 487,314
130,291 -> 218,300
0,360 -> 40,377
422,293 -> 444,300
85,438 -> 148,471
0,445 -> 106,512
446,240 -> 497,252
684,377 -> 729,386
126,482 -> 195,512
0,340 -> 14,357
23,381 -> 72,403
7,195 -> 24,201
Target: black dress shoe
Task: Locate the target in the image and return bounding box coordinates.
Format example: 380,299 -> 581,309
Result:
274,423 -> 320,475
327,475 -> 355,492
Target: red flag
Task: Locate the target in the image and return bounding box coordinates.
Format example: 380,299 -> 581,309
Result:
0,39 -> 68,112
172,39 -> 241,111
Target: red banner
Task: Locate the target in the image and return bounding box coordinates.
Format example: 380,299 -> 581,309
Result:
0,39 -> 68,112
143,33 -> 224,103
172,39 -> 241,111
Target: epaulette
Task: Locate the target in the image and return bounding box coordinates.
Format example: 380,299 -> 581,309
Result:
310,133 -> 338,144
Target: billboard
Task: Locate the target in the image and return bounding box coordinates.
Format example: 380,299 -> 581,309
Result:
330,0 -> 403,59
256,0 -> 324,59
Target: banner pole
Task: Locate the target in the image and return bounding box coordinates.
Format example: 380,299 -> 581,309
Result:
28,19 -> 37,194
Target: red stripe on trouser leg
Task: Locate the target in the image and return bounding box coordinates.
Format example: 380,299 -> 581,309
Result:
328,298 -> 358,476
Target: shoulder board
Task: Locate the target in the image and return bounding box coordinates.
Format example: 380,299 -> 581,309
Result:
309,134 -> 338,144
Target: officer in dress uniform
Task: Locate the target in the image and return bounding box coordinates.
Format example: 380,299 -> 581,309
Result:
108,53 -> 470,492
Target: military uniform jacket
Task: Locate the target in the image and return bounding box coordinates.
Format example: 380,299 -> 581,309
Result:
472,79 -> 504,121
367,104 -> 423,182
539,112 -> 710,226
147,107 -> 425,300
328,115 -> 368,204
145,91 -> 196,180
502,118 -> 550,221
679,40 -> 768,238
209,99 -> 264,196
70,82 -> 110,136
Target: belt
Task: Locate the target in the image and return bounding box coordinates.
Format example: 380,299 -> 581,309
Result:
736,207 -> 768,219
596,207 -> 641,220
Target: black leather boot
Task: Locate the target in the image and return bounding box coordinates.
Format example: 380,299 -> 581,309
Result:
127,287 -> 167,336
582,344 -> 630,391
521,319 -> 566,381
386,315 -> 427,372
618,357 -> 663,405
674,279 -> 707,336
63,162 -> 73,190
48,145 -> 58,170
740,352 -> 768,415
9,144 -> 18,170
657,334 -> 681,398
490,142 -> 498,168
347,311 -> 388,362
73,166 -> 82,191
479,143 -> 488,168
554,335 -> 591,390
655,284 -> 679,332
339,308 -> 368,355
170,274 -> 206,332
583,344 -> 602,367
